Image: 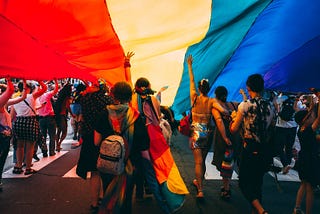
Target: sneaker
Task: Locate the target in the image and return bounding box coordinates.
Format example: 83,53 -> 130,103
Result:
43,152 -> 48,157
33,154 -> 40,162
49,152 -> 56,156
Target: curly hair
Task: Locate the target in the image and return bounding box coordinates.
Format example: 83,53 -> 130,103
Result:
111,81 -> 133,103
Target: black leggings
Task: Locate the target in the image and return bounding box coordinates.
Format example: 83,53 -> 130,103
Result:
238,149 -> 265,203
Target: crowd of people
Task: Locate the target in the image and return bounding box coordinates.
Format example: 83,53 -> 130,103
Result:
1,53 -> 320,214
184,55 -> 320,214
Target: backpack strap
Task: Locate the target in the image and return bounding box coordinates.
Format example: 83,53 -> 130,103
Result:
108,108 -> 138,161
252,98 -> 266,142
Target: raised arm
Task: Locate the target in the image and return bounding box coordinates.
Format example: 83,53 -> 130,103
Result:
239,89 -> 248,101
51,79 -> 59,96
0,78 -> 15,108
124,51 -> 135,88
187,55 -> 197,103
33,80 -> 47,99
7,80 -> 27,106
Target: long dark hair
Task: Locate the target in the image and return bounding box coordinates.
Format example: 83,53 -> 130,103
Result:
134,77 -> 155,96
53,83 -> 72,115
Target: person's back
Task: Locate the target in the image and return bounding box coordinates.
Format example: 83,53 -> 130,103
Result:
93,81 -> 150,213
38,79 -> 59,156
274,94 -> 298,174
230,74 -> 273,214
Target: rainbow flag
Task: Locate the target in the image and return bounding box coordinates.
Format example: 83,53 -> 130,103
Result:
147,124 -> 189,212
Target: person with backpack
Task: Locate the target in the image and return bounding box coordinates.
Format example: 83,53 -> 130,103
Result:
75,80 -> 114,213
93,81 -> 150,214
275,93 -> 298,174
230,74 -> 275,214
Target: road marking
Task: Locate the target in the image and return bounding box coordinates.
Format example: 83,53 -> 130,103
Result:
204,152 -> 300,182
3,151 -> 68,178
205,152 -> 239,180
268,158 -> 300,182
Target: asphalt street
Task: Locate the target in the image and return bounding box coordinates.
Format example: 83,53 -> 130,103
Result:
0,132 -> 319,214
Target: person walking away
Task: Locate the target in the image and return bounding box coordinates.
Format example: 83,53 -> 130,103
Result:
230,74 -> 275,214
11,80 -> 47,175
93,81 -> 149,214
54,82 -> 73,152
38,79 -> 59,156
292,90 -> 320,214
186,55 -> 226,199
274,93 -> 298,174
212,86 -> 240,200
132,76 -> 189,212
0,79 -> 27,190
76,80 -> 114,213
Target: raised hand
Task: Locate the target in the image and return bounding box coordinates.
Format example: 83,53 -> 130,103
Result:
125,51 -> 135,61
239,89 -> 247,101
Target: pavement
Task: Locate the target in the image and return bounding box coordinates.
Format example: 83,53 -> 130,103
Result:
0,130 -> 319,214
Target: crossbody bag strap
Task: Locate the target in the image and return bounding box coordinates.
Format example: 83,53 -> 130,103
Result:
24,100 -> 37,115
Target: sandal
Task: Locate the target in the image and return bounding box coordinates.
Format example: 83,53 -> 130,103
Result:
221,189 -> 231,200
24,168 -> 37,175
196,190 -> 204,198
12,166 -> 23,174
193,179 -> 204,199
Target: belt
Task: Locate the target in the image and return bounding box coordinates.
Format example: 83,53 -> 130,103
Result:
39,115 -> 55,118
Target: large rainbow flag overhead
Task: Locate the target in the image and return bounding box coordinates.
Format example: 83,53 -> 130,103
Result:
1,0 -> 319,117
